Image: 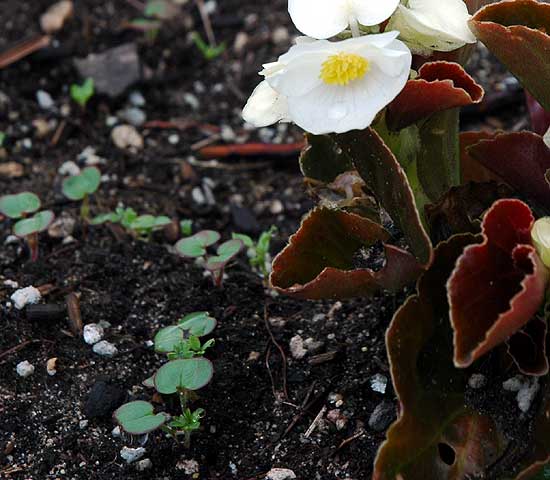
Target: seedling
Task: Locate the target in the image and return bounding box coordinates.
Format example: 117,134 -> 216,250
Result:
233,225 -> 277,279
191,32 -> 226,60
114,312 -> 216,448
91,206 -> 137,228
92,206 -> 171,240
0,132 -> 5,147
175,231 -> 243,287
14,211 -> 55,261
62,167 -> 101,220
180,219 -> 193,236
0,192 -> 54,261
70,78 -> 95,109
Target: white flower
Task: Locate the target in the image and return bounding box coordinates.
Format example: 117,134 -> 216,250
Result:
288,0 -> 400,39
388,0 -> 476,55
532,217 -> 550,268
243,32 -> 412,135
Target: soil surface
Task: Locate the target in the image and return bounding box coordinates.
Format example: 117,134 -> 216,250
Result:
0,1 -> 532,479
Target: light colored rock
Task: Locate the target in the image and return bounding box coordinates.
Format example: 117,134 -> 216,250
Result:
129,91 -> 146,107
78,146 -> 106,166
48,212 -> 75,238
92,340 -> 118,357
120,446 -> 146,464
503,375 -> 525,392
326,409 -> 348,430
266,468 -> 296,480
271,26 -> 290,45
3,280 -> 18,288
370,374 -> 388,394
517,378 -> 539,413
36,90 -> 54,110
168,134 -> 180,145
177,459 -> 199,474
40,1 -> 73,33
16,360 -> 35,378
289,335 -> 307,360
112,426 -> 121,437
11,286 -> 41,310
111,125 -> 143,150
118,107 -> 146,127
83,323 -> 104,345
136,458 -> 152,471
468,373 -> 486,389
58,160 -> 80,176
46,357 -> 58,376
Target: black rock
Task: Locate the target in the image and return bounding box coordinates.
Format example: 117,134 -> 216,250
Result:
368,401 -> 396,432
230,204 -> 260,233
84,380 -> 127,418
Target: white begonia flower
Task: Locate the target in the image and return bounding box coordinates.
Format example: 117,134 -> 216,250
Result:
243,32 -> 412,135
288,0 -> 400,39
532,217 -> 550,268
387,0 -> 476,56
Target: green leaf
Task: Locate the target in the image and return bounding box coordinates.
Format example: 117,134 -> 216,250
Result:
130,215 -> 171,232
232,233 -> 254,249
206,239 -> 243,271
91,212 -> 120,225
154,325 -> 185,353
62,167 -> 101,201
13,210 -> 55,237
178,312 -> 217,336
70,78 -> 95,108
154,358 -> 213,394
299,133 -> 353,183
175,230 -> 221,258
180,219 -> 193,236
0,192 -> 41,219
118,207 -> 138,228
113,400 -> 167,435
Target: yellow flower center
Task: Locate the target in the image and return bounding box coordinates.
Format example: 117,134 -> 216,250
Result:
320,53 -> 370,86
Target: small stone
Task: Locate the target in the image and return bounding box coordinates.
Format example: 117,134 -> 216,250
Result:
266,468 -> 296,480
289,335 -> 307,360
368,401 -> 395,432
46,357 -> 58,376
16,360 -> 35,378
370,374 -> 388,394
83,323 -> 105,345
233,32 -> 249,55
112,426 -> 121,437
40,1 -> 73,33
177,459 -> 199,474
78,146 -> 105,166
22,138 -> 32,149
84,381 -> 126,418
503,375 -> 525,392
120,447 -> 146,464
221,125 -> 236,142
79,420 -> 89,429
58,160 -> 81,176
183,93 -> 200,110
118,107 -> 146,127
48,212 -> 76,238
11,286 -> 41,310
136,458 -> 152,471
33,118 -> 53,138
304,337 -> 324,354
129,91 -> 146,107
0,162 -> 24,178
468,373 -> 487,389
271,27 -> 290,45
269,200 -> 284,215
517,378 -> 539,413
36,90 -> 55,109
4,280 -> 19,288
93,340 -> 118,357
111,124 -> 143,150
326,409 -> 348,430
168,134 -> 180,145
248,351 -> 261,362
269,317 -> 286,328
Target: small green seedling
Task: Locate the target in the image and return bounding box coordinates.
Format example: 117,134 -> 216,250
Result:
70,78 -> 95,109
92,206 -> 137,228
114,312 -> 217,448
62,167 -> 101,220
191,32 -> 226,60
92,206 -> 171,241
0,192 -> 54,261
0,132 -> 5,147
233,225 -> 277,280
175,232 -> 243,287
180,219 -> 193,237
0,192 -> 41,219
14,210 -> 55,261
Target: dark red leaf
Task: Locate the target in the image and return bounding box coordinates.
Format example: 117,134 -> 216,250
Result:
466,131 -> 550,210
507,315 -> 548,376
387,62 -> 484,131
448,199 -> 548,368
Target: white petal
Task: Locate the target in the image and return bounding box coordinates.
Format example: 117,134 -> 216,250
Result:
288,0 -> 349,39
350,0 -> 400,27
242,81 -> 289,127
267,52 -> 327,97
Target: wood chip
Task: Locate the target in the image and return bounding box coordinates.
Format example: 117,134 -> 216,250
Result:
0,35 -> 51,69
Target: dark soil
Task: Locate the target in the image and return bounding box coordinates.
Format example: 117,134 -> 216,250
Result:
0,1 -> 533,479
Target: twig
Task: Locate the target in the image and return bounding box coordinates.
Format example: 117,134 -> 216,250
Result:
333,429 -> 366,455
280,382 -> 321,440
198,142 -> 305,159
50,119 -> 67,147
264,302 -> 289,400
194,0 -> 217,46
191,133 -> 222,152
0,340 -> 36,362
304,405 -> 327,438
0,35 -> 51,69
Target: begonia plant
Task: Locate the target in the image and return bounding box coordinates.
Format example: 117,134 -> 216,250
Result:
244,0 -> 550,477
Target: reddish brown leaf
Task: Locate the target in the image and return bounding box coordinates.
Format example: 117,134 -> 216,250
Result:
387,62 -> 484,131
470,0 -> 550,110
526,92 -> 550,136
374,234 -> 505,480
270,208 -> 422,300
448,199 -> 549,368
459,131 -> 502,184
466,131 -> 550,210
336,128 -> 433,266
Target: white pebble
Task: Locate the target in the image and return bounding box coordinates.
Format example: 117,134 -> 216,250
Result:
16,360 -> 35,378
83,323 -> 104,345
37,90 -> 55,109
112,426 -> 121,437
503,375 -> 525,392
266,468 -> 296,480
289,335 -> 307,360
3,280 -> 19,288
120,447 -> 146,464
517,378 -> 539,413
79,420 -> 89,429
92,340 -> 118,357
111,124 -> 143,151
10,286 -> 41,310
370,374 -> 388,394
58,160 -> 81,176
468,373 -> 487,389
129,91 -> 146,107
168,134 -> 180,145
136,458 -> 152,471
183,93 -> 200,110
